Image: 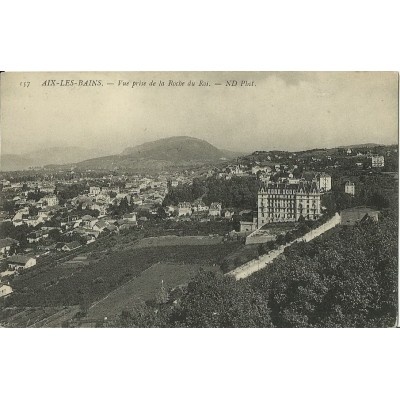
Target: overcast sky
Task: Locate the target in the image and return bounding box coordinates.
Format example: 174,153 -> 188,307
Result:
1,71 -> 398,155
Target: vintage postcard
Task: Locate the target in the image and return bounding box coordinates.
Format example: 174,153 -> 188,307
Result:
0,72 -> 398,327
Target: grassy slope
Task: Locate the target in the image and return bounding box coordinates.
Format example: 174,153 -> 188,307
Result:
87,261 -> 220,319
6,242 -> 241,309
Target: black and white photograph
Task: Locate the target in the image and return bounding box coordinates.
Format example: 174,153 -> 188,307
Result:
0,71 -> 398,328
2,2 -> 400,399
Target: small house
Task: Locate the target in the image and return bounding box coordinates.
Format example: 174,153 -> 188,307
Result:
0,238 -> 19,257
122,213 -> 137,222
345,181 -> 355,196
0,283 -> 13,298
8,255 -> 37,270
223,210 -> 235,220
93,220 -> 107,232
62,241 -> 82,252
209,202 -> 222,217
178,202 -> 192,216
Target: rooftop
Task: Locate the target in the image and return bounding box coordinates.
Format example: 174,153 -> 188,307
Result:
8,255 -> 35,264
64,241 -> 82,249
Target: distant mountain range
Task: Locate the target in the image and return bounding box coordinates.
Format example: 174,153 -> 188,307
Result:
337,143 -> 383,149
1,137 -> 395,173
0,146 -> 110,171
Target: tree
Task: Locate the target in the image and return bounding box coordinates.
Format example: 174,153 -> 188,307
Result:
276,234 -> 286,245
2,201 -> 15,214
0,221 -> 14,239
367,192 -> 390,210
249,212 -> 398,328
29,206 -> 39,216
156,281 -> 169,304
8,242 -> 18,256
170,271 -> 273,328
156,206 -> 167,220
48,229 -> 62,242
117,302 -> 169,328
27,190 -> 43,202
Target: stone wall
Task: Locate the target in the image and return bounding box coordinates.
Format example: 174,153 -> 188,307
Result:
227,213 -> 341,280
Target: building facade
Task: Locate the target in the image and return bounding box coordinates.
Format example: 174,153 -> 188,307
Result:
89,186 -> 101,196
43,195 -> 59,207
345,181 -> 355,196
178,202 -> 192,216
257,182 -> 321,227
0,284 -> 13,298
240,218 -> 258,233
209,202 -> 222,217
371,155 -> 384,168
319,173 -> 332,192
0,238 -> 19,258
8,255 -> 37,270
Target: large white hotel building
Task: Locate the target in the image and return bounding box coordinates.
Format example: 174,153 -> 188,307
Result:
257,181 -> 322,228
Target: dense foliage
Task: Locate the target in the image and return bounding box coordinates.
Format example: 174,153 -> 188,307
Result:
118,272 -> 273,328
252,212 -> 398,327
162,178 -> 207,206
0,221 -> 35,248
203,176 -> 259,209
163,176 -> 258,209
55,183 -> 88,205
114,210 -> 398,328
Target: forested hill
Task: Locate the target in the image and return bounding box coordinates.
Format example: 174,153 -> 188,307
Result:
115,207 -> 398,328
121,136 -> 240,161
76,136 -> 241,172
163,171 -> 397,213
162,176 -> 259,210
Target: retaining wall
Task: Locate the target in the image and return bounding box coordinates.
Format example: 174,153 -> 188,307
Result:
227,213 -> 341,280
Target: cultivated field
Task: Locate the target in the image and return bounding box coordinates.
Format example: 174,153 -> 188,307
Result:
0,306 -> 79,328
87,261 -> 220,320
132,235 -> 223,248
1,239 -> 241,326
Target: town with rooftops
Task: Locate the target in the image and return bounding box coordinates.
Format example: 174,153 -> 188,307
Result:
0,136 -> 397,327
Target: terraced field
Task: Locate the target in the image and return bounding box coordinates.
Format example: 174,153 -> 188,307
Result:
87,261 -> 220,320
1,236 -> 241,326
0,306 -> 79,328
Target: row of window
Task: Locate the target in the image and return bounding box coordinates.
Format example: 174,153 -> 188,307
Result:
260,196 -> 319,201
261,214 -> 319,222
259,200 -> 317,207
261,211 -> 319,217
260,206 -> 318,212
264,190 -> 296,195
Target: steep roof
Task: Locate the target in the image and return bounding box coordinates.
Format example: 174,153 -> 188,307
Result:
259,181 -> 320,193
64,241 -> 81,250
8,255 -> 35,264
123,213 -> 137,218
82,215 -> 97,221
178,202 -> 192,208
95,221 -> 107,228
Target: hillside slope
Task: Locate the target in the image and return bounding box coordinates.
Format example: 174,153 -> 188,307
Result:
77,136 -> 240,171
1,147 -> 108,171
121,136 -> 236,161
